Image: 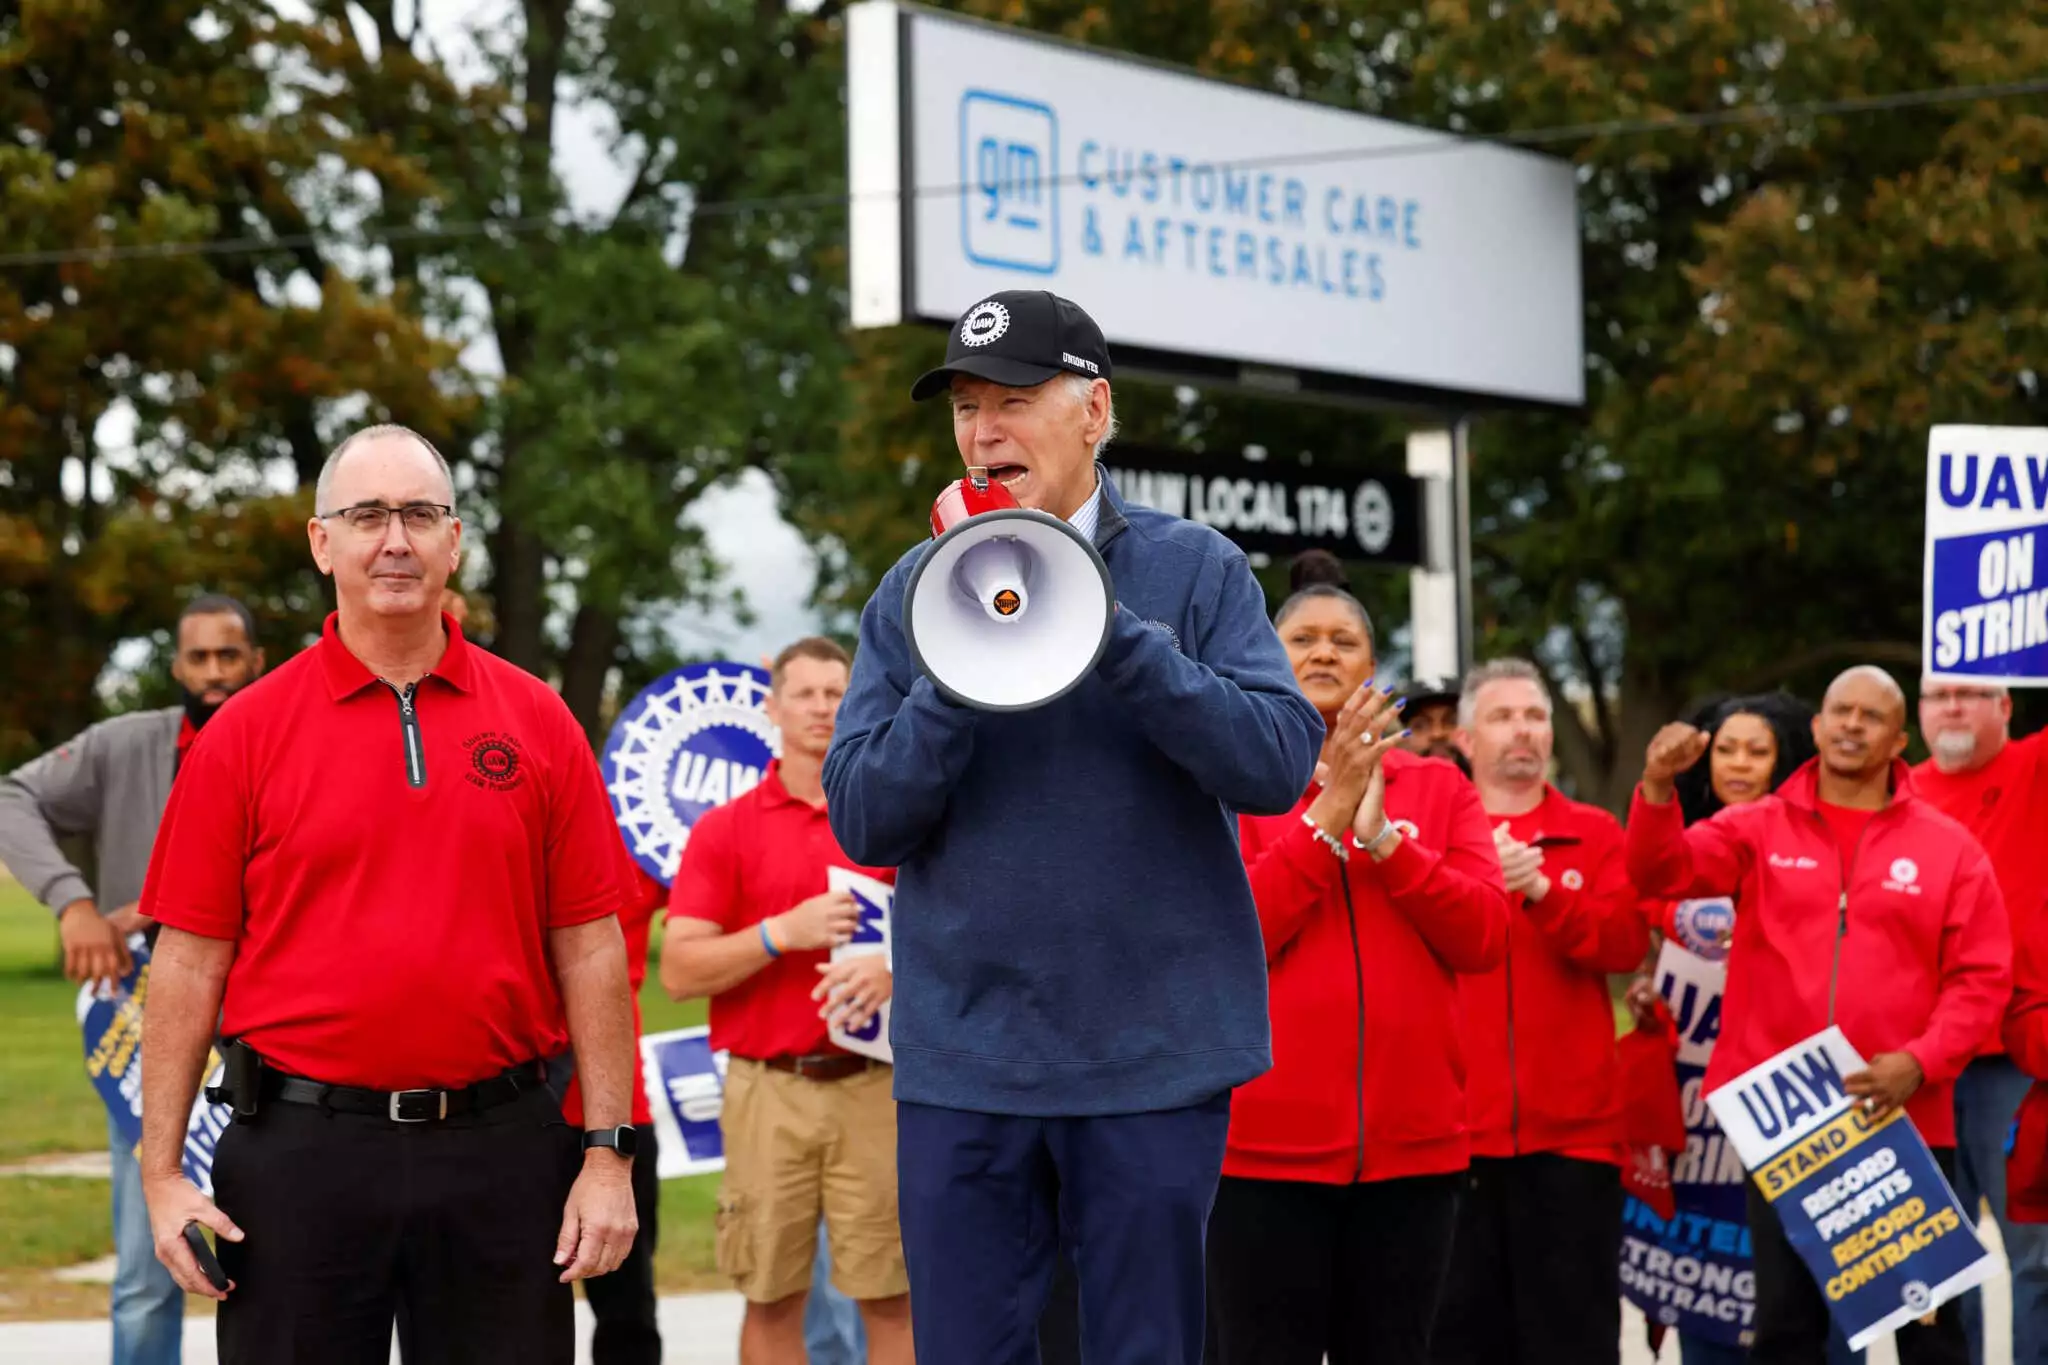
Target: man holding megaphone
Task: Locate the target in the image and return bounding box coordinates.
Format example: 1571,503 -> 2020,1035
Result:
824,290 -> 1325,1365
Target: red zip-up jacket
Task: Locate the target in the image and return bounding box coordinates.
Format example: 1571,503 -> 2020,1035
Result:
1226,750 -> 1510,1184
1627,759 -> 2011,1147
1460,787 -> 1651,1159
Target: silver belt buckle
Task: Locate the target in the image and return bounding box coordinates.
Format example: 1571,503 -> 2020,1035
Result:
389,1089 -> 448,1123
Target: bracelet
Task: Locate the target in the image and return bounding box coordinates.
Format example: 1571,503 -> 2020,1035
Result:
1350,820 -> 1400,857
1302,812 -> 1350,862
759,920 -> 782,959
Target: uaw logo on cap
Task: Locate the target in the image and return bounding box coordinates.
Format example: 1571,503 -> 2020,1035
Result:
960,300 -> 1010,347
601,664 -> 781,884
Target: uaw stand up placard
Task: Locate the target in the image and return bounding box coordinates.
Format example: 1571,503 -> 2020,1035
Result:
601,661 -> 784,1176
1707,1027 -> 1996,1352
78,936 -> 234,1194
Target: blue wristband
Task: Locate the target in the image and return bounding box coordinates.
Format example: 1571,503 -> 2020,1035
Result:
759,921 -> 781,958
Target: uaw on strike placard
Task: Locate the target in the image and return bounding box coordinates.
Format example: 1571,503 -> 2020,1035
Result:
1707,1027 -> 1995,1351
1925,425 -> 2048,685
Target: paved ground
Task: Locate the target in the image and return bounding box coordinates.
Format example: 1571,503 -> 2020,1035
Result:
0,1218 -> 2008,1364
0,1289 -> 1983,1365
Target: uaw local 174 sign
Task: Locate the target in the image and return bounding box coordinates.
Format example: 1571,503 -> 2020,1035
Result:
79,937 -> 234,1194
1707,1027 -> 1995,1352
601,663 -> 781,885
1925,425 -> 2048,685
1620,917 -> 1755,1347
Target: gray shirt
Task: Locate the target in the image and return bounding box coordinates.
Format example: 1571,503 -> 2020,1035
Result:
0,708 -> 183,917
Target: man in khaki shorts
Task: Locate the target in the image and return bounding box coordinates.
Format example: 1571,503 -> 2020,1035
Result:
661,637 -> 911,1363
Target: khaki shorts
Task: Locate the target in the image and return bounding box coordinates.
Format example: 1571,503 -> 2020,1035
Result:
715,1057 -> 907,1304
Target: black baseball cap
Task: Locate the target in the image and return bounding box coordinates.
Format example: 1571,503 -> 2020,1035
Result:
1405,677 -> 1461,708
910,291 -> 1113,402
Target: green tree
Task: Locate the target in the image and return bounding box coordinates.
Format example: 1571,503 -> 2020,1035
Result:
1399,0 -> 2048,804
0,1 -> 463,765
290,0 -> 858,736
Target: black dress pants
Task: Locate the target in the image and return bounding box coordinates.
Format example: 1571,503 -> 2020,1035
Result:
581,1124 -> 663,1365
212,1083 -> 583,1365
1430,1154 -> 1624,1365
1205,1172 -> 1462,1365
1746,1145 -> 1966,1365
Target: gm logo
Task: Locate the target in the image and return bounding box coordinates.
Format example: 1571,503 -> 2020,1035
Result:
959,90 -> 1057,275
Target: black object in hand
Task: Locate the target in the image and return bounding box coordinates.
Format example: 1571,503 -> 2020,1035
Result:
183,1222 -> 229,1292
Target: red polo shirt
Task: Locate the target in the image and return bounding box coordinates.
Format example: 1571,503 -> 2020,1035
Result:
141,613 -> 631,1092
669,761 -> 894,1061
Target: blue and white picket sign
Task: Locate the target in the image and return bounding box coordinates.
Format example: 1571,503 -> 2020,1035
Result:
77,936 -> 234,1193
640,1026 -> 729,1179
1707,1027 -> 1996,1352
826,868 -> 894,1064
1924,425 -> 2048,685
1619,919 -> 1755,1347
600,663 -> 782,886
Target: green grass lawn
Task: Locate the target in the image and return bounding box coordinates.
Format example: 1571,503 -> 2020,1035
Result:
0,880 -> 727,1315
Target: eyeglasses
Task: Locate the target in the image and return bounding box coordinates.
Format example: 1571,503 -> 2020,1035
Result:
317,503 -> 455,535
1923,688 -> 2002,707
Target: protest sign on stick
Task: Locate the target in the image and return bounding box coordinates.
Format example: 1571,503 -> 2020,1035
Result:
1707,1027 -> 1996,1352
1925,425 -> 2048,685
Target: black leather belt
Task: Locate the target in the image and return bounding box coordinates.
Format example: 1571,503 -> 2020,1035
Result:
258,1060 -> 548,1124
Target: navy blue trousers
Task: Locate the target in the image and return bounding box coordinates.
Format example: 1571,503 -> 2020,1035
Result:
898,1092 -> 1233,1365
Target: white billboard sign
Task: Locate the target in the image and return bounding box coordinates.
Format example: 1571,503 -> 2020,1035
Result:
847,2 -> 1586,409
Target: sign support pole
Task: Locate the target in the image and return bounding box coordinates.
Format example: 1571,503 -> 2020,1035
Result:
1407,427 -> 1460,683
1452,415 -> 1475,675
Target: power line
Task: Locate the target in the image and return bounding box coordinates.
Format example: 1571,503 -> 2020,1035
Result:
1,74 -> 2041,271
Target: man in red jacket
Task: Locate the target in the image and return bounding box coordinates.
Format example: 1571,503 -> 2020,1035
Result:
1628,665 -> 2011,1365
1915,680 -> 2048,1365
1432,659 -> 1651,1365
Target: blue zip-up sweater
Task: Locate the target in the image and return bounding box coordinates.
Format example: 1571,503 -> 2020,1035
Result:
822,466 -> 1324,1117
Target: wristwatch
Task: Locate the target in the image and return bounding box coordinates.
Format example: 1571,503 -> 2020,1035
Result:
582,1125 -> 639,1159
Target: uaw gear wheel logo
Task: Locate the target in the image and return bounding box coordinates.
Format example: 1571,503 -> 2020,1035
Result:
1902,1280 -> 1933,1314
960,300 -> 1010,347
1673,896 -> 1735,961
601,663 -> 781,885
463,731 -> 525,790
1352,479 -> 1394,555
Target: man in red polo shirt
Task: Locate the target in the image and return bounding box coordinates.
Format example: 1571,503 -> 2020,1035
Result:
135,424 -> 640,1365
1433,658 -> 1651,1365
661,636 -> 911,1365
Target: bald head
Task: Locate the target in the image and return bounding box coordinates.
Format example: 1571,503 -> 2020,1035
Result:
1813,665 -> 1909,782
1824,665 -> 1906,724
314,424 -> 455,515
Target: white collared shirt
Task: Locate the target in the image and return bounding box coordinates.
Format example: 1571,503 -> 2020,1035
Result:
1068,475 -> 1104,544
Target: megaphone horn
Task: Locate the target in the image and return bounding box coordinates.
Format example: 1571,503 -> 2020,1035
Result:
903,467 -> 1115,712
